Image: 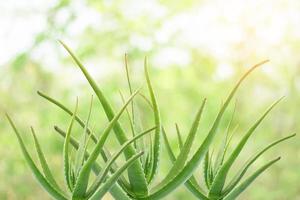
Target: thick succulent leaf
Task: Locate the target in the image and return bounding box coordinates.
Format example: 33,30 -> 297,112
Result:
213,104 -> 236,174
162,128 -> 208,200
175,124 -> 184,149
55,125 -> 130,188
124,54 -> 136,139
208,150 -> 215,186
223,133 -> 295,195
59,40 -> 148,196
144,57 -> 162,183
175,124 -> 202,190
90,152 -> 144,200
87,127 -> 156,198
6,115 -> 68,200
154,99 -> 206,190
144,61 -> 268,199
203,151 -> 210,189
208,98 -> 283,198
223,157 -> 281,200
30,127 -> 62,192
63,99 -> 78,192
38,91 -> 121,174
72,89 -> 139,198
54,126 -> 132,200
74,96 -> 93,177
37,90 -> 98,143
119,91 -> 136,147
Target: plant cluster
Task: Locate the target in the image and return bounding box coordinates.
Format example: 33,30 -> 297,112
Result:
7,41 -> 295,200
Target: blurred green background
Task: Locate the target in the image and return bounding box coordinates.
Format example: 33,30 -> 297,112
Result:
0,0 -> 299,199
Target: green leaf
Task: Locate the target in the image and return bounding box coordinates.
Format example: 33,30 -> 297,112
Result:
119,91 -> 136,148
161,127 -> 208,200
38,91 -> 119,174
72,89 -> 139,198
223,133 -> 296,195
175,124 -> 184,149
143,61 -> 268,200
30,127 -> 62,192
37,90 -> 98,144
203,151 -> 210,189
208,97 -> 283,198
87,126 -> 156,198
154,99 -> 206,190
175,124 -> 202,191
223,157 -> 281,200
144,57 -> 162,183
74,96 -> 93,177
6,114 -> 68,200
213,103 -> 236,175
54,126 -> 132,200
124,54 -> 136,139
59,40 -> 148,196
63,98 -> 78,192
208,149 -> 215,186
90,152 -> 144,200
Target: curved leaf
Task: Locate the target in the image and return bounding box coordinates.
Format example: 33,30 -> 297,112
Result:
144,57 -> 161,183
154,99 -> 206,190
59,40 -> 148,196
223,157 -> 281,200
162,128 -> 208,200
72,89 -> 139,198
30,127 -> 62,192
87,126 -> 156,198
208,97 -> 283,198
6,114 -> 68,200
144,61 -> 268,199
223,133 -> 295,195
90,152 -> 144,200
63,98 -> 78,192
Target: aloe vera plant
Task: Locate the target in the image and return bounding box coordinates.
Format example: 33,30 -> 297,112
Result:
7,41 -> 295,200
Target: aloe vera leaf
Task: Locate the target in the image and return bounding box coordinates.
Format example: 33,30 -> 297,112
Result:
124,54 -> 135,137
63,98 -> 78,192
175,124 -> 203,191
74,96 -> 93,177
208,97 -> 283,198
87,126 -> 156,198
30,127 -> 62,192
6,115 -> 68,200
38,91 -> 119,172
72,89 -> 139,198
162,127 -> 208,200
220,125 -> 239,165
143,61 -> 268,199
209,149 -> 216,183
223,133 -> 295,195
90,152 -> 144,200
55,124 -> 130,189
144,57 -> 161,183
223,157 -> 281,200
154,99 -> 206,190
54,126 -> 132,200
37,91 -> 98,143
119,91 -> 136,148
203,151 -> 210,189
175,123 -> 184,149
59,40 -> 148,196
213,103 -> 236,174
144,139 -> 153,181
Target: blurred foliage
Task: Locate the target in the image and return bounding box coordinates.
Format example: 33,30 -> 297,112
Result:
1,0 -> 300,199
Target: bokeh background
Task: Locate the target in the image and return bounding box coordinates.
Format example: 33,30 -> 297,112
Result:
1,0 -> 300,199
